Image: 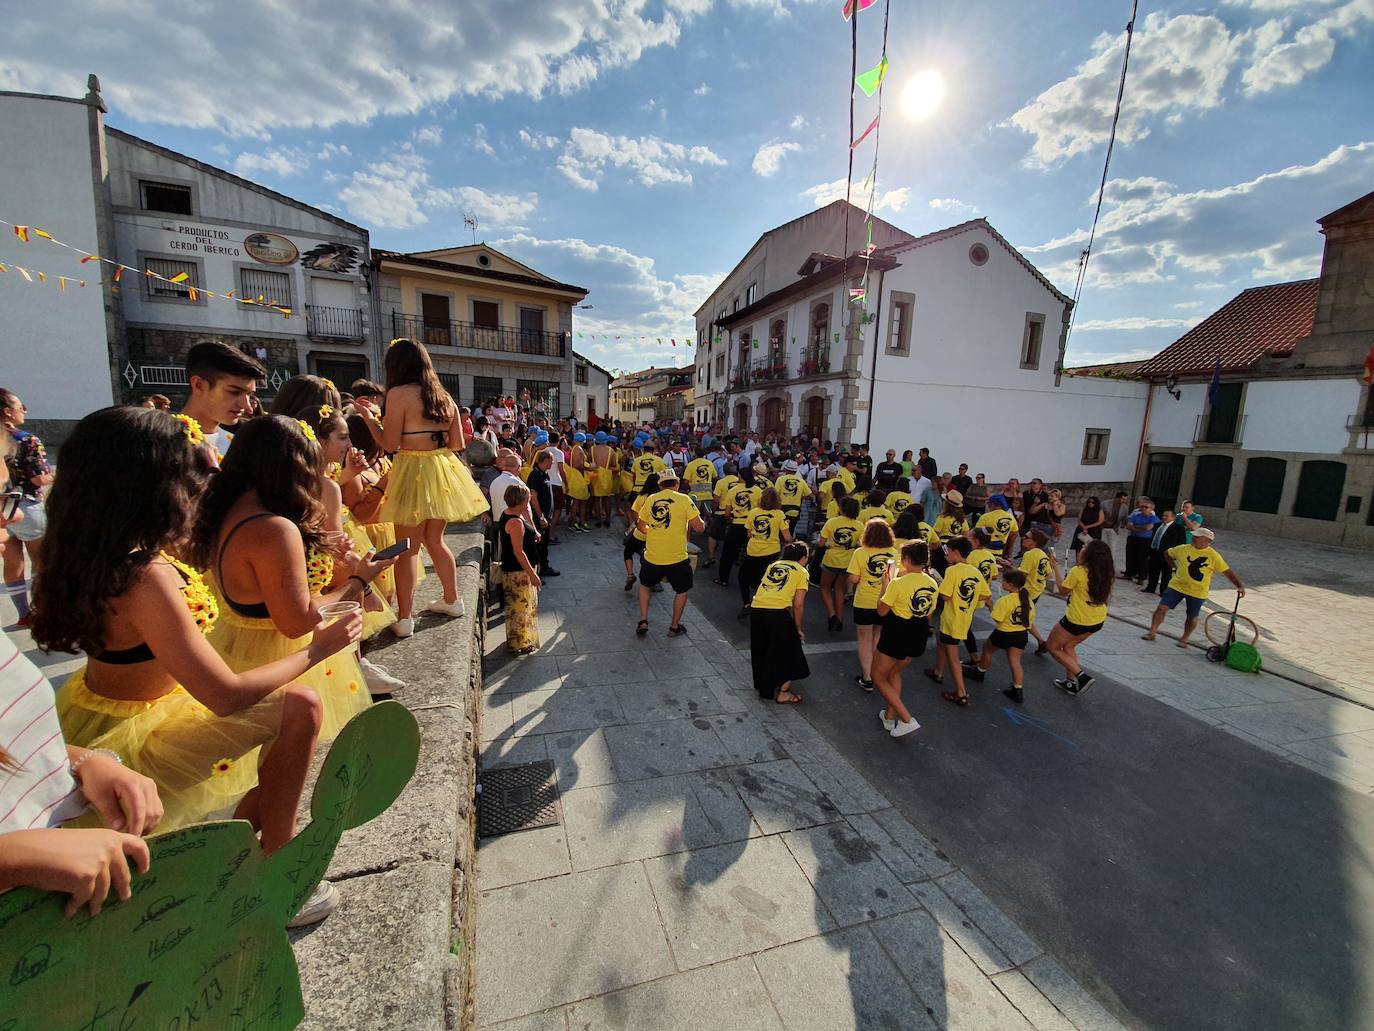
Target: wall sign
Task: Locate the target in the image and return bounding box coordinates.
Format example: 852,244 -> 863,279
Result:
166,223 -> 242,257
244,232 -> 301,266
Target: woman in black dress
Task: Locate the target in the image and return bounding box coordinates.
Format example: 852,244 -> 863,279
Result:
749,541 -> 811,703
1071,495 -> 1104,566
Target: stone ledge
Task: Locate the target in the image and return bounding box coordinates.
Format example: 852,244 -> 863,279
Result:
294,521 -> 486,1030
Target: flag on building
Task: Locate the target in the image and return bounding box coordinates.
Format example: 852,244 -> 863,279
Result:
1207,360 -> 1222,407
1362,344 -> 1374,385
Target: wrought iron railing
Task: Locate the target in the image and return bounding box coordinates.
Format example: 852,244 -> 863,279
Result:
751,355 -> 788,383
798,344 -> 832,377
306,304 -> 364,340
1193,412 -> 1247,446
390,312 -> 566,357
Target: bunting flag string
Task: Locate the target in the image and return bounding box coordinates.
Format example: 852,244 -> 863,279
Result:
2,218 -> 293,319
0,261 -> 87,290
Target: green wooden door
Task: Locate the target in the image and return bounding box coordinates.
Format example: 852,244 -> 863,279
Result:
1240,457 -> 1286,514
1144,453 -> 1183,513
1205,383 -> 1244,444
1190,454 -> 1233,508
1292,461 -> 1346,521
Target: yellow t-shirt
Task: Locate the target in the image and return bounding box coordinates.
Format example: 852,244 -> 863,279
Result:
751,559 -> 810,609
820,516 -> 864,569
917,522 -> 941,547
858,506 -> 890,525
886,493 -> 913,517
685,458 -> 716,497
1062,565 -> 1107,627
714,474 -> 742,507
938,562 -> 990,639
1167,544 -> 1230,599
1018,547 -> 1053,600
631,453 -> 667,489
991,592 -> 1036,633
881,570 -> 939,620
934,514 -> 968,542
640,489 -> 700,566
968,548 -> 1000,590
726,484 -> 762,526
847,545 -> 899,609
630,493 -> 649,541
976,510 -> 1019,549
746,508 -> 787,557
774,474 -> 811,512
833,468 -> 856,496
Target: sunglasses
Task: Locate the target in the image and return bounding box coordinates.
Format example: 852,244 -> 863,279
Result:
2,491 -> 22,521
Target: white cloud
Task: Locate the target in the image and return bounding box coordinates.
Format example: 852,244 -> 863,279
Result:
232,147 -> 309,179
338,145 -> 537,231
1173,300 -> 1208,311
789,115 -> 806,130
317,142 -> 351,160
1241,0 -> 1374,95
1008,12 -> 1248,166
928,197 -> 979,218
1073,316 -> 1202,332
412,125 -> 443,146
752,140 -> 800,176
559,127 -> 725,191
518,129 -> 561,150
694,82 -> 712,96
0,0 -> 697,135
471,123 -> 495,156
800,177 -> 910,214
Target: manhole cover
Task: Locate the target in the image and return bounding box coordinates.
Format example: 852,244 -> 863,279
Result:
477,760 -> 559,837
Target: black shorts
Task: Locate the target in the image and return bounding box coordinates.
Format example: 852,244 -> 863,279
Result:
1058,616 -> 1104,636
988,629 -> 1029,651
623,535 -> 645,561
853,605 -> 880,626
640,559 -> 693,593
877,615 -> 929,660
937,632 -> 964,647
708,513 -> 730,540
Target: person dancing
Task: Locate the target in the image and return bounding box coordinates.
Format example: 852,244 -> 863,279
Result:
873,541 -> 937,738
1047,539 -> 1114,696
749,541 -> 811,704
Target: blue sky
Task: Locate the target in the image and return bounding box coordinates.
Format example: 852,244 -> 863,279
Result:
4,0 -> 1372,373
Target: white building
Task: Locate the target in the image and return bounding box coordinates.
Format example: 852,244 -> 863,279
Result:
695,202 -> 1148,489
1134,190 -> 1374,549
1,76 -> 374,435
571,351 -> 612,425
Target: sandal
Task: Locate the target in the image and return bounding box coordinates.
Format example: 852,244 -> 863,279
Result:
941,690 -> 969,707
667,623 -> 688,637
636,619 -> 649,637
775,691 -> 803,704
923,669 -> 944,685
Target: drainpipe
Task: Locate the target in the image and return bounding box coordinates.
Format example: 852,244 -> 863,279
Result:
1054,301 -> 1072,388
864,267 -> 887,444
1131,380 -> 1155,496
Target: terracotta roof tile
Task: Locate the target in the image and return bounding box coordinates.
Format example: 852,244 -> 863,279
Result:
1136,279 -> 1319,379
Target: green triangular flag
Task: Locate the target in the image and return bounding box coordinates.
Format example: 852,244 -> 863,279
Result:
752,338 -> 759,348
855,56 -> 888,98
834,333 -> 840,343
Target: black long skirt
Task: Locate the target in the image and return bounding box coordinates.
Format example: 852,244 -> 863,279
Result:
750,608 -> 810,699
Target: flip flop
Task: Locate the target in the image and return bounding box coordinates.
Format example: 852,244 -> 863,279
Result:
941,690 -> 969,707
636,620 -> 649,637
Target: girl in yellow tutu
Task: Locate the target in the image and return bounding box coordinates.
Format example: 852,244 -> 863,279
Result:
355,339 -> 486,636
188,416 -> 395,744
30,407 -> 363,862
589,431 -> 617,527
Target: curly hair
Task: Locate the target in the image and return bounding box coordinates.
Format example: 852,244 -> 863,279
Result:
1078,539 -> 1115,607
385,338 -> 455,424
31,407 -> 208,654
187,415 -> 326,571
861,518 -> 894,548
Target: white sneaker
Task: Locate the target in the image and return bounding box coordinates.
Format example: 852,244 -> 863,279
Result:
360,658 -> 405,694
391,617 -> 414,638
879,709 -> 896,732
287,881 -> 337,928
890,718 -> 921,738
427,598 -> 467,618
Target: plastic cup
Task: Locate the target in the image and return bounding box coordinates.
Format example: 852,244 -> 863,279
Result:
318,601 -> 362,625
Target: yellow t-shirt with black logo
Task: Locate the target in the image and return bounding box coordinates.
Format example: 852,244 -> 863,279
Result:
833,468 -> 856,496
886,493 -> 912,517
917,522 -> 941,547
774,474 -> 811,512
968,548 -> 1000,591
640,489 -> 699,566
847,545 -> 899,609
747,560 -> 807,610
991,592 -> 1036,633
1167,544 -> 1230,599
631,453 -> 667,489
858,506 -> 890,525
934,514 -> 968,542
745,508 -> 787,557
976,510 -> 1018,549
1018,547 -> 1052,600
714,474 -> 742,507
820,516 -> 864,570
727,484 -> 762,526
630,493 -> 649,541
685,458 -> 716,497
1062,565 -> 1107,627
751,559 -> 810,609
881,571 -> 939,620
938,562 -> 990,639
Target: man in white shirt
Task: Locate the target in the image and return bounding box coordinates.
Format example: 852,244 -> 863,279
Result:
487,451 -> 526,520
909,470 -> 933,508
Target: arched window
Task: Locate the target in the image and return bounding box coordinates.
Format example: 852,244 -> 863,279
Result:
811,304 -> 830,349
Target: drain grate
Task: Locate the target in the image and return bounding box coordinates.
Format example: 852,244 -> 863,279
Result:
477,760 -> 560,838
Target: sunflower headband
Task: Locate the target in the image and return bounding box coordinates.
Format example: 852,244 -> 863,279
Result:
319,404 -> 334,419
173,413 -> 205,447
297,420 -> 317,442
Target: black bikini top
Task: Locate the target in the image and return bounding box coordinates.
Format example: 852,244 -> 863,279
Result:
215,512 -> 275,618
402,426 -> 450,448
95,552 -> 217,664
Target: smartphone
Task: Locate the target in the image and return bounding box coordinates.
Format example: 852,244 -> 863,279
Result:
372,538 -> 411,562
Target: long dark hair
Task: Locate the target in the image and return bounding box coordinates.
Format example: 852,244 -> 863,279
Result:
188,415 -> 326,570
32,407 -> 208,654
268,374 -> 341,417
1078,540 -> 1115,606
1080,495 -> 1102,522
385,338 -> 454,424
347,413 -> 382,463
892,509 -> 922,542
1004,568 -> 1030,628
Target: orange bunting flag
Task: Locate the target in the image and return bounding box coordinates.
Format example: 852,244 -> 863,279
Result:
80,254 -> 98,264
16,267 -> 32,282
278,307 -> 292,319
113,266 -> 124,282
169,271 -> 190,284
33,228 -> 52,240
58,277 -> 67,292
225,290 -> 234,299
187,287 -> 199,301
851,114 -> 879,149
0,262 -> 6,273
36,271 -> 45,284
13,226 -> 29,243
1362,344 -> 1374,385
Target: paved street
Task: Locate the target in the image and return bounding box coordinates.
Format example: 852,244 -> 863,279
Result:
476,522 -> 1374,1030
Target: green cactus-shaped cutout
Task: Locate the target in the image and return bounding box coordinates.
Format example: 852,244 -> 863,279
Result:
0,701 -> 420,1030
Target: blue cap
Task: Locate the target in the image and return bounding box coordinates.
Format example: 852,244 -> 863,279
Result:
989,493 -> 1007,509
594,431 -> 608,443
574,432 -> 587,442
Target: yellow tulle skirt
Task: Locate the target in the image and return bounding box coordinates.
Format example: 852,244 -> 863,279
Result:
592,467 -> 615,497
206,606 -> 370,743
56,668 -> 287,832
342,512 -> 397,638
619,471 -> 634,494
564,466 -> 590,501
380,448 -> 487,527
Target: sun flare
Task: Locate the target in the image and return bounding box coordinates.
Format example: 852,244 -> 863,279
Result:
900,69 -> 946,122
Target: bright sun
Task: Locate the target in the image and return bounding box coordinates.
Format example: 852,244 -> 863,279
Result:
900,69 -> 946,122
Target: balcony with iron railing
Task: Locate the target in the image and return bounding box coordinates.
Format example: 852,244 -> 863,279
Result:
390,312 -> 567,358
306,304 -> 365,340
1193,412 -> 1247,447
798,342 -> 832,377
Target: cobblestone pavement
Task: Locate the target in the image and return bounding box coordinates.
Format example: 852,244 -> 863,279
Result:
475,531 -> 1125,1031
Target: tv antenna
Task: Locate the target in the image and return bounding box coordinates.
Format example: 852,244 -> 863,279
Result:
463,212 -> 478,244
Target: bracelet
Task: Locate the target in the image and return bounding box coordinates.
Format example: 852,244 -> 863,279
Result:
70,747 -> 121,778
347,575 -> 374,596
